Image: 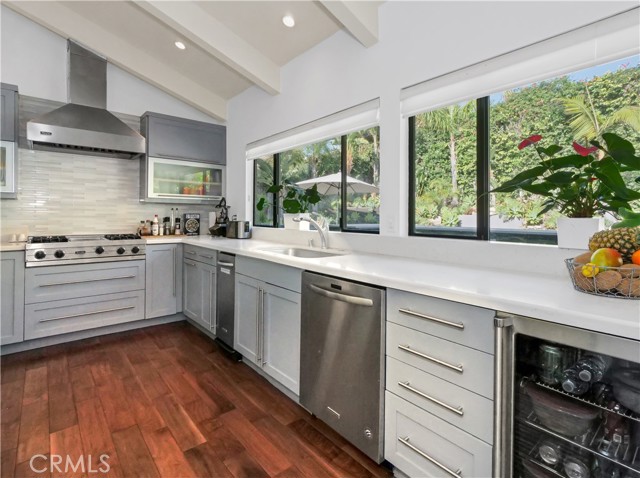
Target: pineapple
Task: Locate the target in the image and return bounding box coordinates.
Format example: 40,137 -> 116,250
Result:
589,227 -> 640,262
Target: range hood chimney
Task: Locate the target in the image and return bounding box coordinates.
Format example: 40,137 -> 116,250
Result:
27,40 -> 145,159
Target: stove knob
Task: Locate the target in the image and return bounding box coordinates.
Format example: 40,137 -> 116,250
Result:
132,246 -> 140,254
117,247 -> 126,255
95,246 -> 105,254
35,250 -> 46,259
54,250 -> 65,258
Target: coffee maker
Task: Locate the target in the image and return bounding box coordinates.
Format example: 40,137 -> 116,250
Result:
209,197 -> 229,237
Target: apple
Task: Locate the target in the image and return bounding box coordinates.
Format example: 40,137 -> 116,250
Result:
590,248 -> 623,268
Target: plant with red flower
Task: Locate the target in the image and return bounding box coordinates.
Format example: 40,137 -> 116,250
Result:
491,133 -> 640,218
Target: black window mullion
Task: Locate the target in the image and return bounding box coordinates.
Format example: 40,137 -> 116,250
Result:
273,153 -> 280,228
340,135 -> 348,232
477,97 -> 490,241
408,117 -> 417,236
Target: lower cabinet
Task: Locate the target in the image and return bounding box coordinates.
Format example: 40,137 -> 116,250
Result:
145,244 -> 183,319
183,255 -> 216,332
235,268 -> 301,395
1,251 -> 25,345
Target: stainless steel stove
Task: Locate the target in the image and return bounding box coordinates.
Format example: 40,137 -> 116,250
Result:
25,234 -> 145,267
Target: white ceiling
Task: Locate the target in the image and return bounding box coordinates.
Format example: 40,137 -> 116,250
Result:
5,1 -> 383,121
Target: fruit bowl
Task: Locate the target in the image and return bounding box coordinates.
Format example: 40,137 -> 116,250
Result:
565,258 -> 640,299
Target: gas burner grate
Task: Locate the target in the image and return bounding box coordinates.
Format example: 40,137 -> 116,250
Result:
104,234 -> 142,240
28,236 -> 69,243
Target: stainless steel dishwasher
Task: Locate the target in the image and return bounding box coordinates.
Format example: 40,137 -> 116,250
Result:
215,252 -> 241,360
300,271 -> 386,463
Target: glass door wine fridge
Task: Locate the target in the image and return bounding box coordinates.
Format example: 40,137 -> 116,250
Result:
495,314 -> 640,478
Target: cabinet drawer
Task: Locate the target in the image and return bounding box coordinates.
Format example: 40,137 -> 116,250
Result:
183,245 -> 217,266
387,322 -> 494,399
385,392 -> 492,478
236,256 -> 301,293
25,291 -> 144,340
387,357 -> 493,444
25,261 -> 145,304
387,289 -> 494,353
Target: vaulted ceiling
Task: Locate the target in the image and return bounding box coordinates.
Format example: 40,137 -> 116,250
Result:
4,1 -> 383,121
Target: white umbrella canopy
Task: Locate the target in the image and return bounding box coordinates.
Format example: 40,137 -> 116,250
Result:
296,173 -> 379,195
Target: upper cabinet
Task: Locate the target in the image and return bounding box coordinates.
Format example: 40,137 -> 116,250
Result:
141,112 -> 226,164
1,83 -> 19,199
140,112 -> 226,204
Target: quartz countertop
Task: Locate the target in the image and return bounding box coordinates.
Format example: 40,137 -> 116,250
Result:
146,235 -> 639,341
0,242 -> 26,252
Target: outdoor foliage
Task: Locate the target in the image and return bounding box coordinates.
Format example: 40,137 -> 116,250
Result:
414,61 -> 640,230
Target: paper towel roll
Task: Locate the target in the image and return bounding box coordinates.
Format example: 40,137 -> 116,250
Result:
209,211 -> 217,226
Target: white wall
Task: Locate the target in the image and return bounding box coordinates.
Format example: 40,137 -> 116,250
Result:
0,5 -> 219,123
226,0 -> 637,271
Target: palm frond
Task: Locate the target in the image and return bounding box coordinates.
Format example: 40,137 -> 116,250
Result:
606,105 -> 640,133
561,96 -> 601,140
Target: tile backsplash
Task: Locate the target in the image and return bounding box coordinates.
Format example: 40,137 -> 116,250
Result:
0,148 -> 215,240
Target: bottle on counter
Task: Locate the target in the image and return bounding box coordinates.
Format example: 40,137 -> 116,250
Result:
174,217 -> 181,235
152,215 -> 159,236
562,366 -> 590,395
163,217 -> 170,236
170,208 -> 175,233
575,354 -> 612,383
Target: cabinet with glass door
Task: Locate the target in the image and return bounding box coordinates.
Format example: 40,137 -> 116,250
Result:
142,157 -> 225,204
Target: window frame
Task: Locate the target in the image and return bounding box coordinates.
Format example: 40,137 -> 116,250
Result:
252,132 -> 380,234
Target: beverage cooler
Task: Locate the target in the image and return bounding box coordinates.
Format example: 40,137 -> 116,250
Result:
495,314 -> 640,478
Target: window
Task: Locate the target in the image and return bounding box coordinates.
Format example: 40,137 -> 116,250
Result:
409,55 -> 640,243
252,127 -> 380,232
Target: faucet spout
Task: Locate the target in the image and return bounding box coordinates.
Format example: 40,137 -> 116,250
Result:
293,214 -> 329,249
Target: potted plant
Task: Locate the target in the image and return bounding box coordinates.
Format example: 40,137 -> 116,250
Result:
256,182 -> 322,229
492,132 -> 640,248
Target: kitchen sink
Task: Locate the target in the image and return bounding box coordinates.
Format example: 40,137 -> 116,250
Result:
258,247 -> 346,259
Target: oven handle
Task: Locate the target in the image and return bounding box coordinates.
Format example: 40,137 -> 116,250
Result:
39,275 -> 136,287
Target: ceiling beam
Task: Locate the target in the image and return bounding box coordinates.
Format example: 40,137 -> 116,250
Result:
135,1 -> 281,95
320,1 -> 379,48
4,1 -> 227,121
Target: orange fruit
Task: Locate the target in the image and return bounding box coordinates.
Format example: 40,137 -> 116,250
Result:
632,250 -> 640,266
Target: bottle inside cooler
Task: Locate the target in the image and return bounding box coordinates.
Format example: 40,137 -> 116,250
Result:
514,335 -> 640,478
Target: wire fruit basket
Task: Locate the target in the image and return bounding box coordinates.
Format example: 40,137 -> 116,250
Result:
565,258 -> 640,300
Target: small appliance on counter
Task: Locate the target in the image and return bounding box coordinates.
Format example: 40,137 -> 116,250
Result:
226,217 -> 252,239
183,213 -> 200,236
209,197 -> 230,237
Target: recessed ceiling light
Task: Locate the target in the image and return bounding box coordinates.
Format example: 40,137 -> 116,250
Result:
174,41 -> 186,50
282,15 -> 295,28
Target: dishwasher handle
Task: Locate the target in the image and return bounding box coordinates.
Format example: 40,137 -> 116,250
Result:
307,283 -> 374,307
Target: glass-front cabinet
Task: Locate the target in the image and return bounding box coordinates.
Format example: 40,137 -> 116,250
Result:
142,157 -> 225,204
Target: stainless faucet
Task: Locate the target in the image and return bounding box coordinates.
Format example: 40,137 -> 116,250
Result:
293,213 -> 329,249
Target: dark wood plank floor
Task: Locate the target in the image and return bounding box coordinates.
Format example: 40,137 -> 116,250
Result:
1,322 -> 393,478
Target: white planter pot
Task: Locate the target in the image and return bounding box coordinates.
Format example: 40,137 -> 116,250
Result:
557,217 -> 604,249
283,213 -> 310,230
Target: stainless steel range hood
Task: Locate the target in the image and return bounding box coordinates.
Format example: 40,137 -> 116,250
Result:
27,41 -> 145,159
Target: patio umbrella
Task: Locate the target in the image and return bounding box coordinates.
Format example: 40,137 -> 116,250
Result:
296,173 -> 379,195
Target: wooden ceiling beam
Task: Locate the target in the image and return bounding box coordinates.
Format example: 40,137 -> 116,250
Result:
4,0 -> 228,121
135,1 -> 281,95
320,1 -> 379,48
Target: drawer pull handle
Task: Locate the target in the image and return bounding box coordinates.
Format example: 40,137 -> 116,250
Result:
200,254 -> 215,259
398,344 -> 463,373
218,261 -> 234,267
40,275 -> 136,287
398,308 -> 464,330
398,381 -> 464,416
185,251 -> 197,255
398,436 -> 462,478
185,261 -> 196,267
38,305 -> 135,323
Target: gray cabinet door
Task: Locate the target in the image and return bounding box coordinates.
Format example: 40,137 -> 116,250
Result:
262,282 -> 301,395
1,85 -> 17,142
143,113 -> 226,164
201,262 -> 217,333
1,251 -> 25,345
146,244 -> 182,319
234,273 -> 259,363
183,258 -> 203,323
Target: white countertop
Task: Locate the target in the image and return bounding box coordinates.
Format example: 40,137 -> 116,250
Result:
4,236 -> 636,339
149,235 -> 639,341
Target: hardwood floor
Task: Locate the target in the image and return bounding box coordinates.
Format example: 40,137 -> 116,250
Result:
0,322 -> 393,478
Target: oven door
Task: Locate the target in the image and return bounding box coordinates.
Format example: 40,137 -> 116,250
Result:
0,140 -> 17,198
